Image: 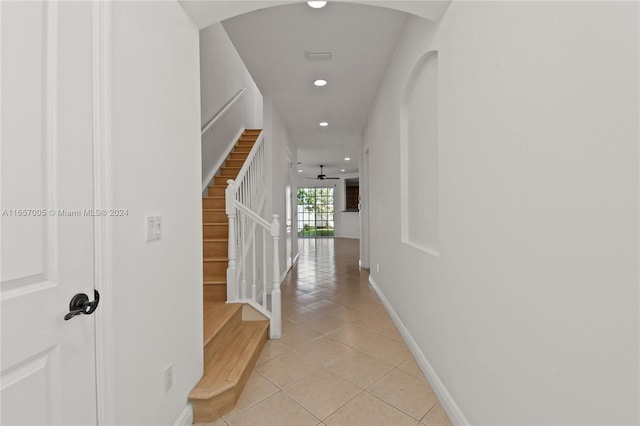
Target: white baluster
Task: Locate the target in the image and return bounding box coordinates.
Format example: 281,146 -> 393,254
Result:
226,180 -> 237,301
262,227 -> 267,308
240,211 -> 246,300
270,214 -> 281,338
249,169 -> 252,208
260,144 -> 265,194
252,224 -> 256,304
243,180 -> 247,211
252,162 -> 256,209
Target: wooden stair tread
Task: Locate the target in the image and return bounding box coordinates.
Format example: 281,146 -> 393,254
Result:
202,301 -> 242,348
190,320 -> 268,399
193,129 -> 265,421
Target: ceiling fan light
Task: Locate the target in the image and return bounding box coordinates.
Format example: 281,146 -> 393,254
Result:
319,122 -> 329,127
307,1 -> 327,8
313,79 -> 327,87
344,157 -> 350,161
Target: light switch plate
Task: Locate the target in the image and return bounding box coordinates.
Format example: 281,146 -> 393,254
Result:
146,216 -> 162,241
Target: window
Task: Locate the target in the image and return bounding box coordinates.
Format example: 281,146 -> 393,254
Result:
297,188 -> 334,238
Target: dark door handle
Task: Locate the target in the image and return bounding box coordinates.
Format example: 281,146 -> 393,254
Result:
64,290 -> 100,321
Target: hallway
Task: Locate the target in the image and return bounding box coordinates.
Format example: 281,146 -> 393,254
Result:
200,238 -> 452,426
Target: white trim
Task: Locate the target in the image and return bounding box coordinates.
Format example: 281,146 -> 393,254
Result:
201,88 -> 246,136
368,276 -> 469,426
360,146 -> 370,269
44,1 -> 59,285
93,2 -> 116,424
202,127 -> 245,192
280,250 -> 298,283
237,299 -> 272,320
402,240 -> 440,258
173,404 -> 193,426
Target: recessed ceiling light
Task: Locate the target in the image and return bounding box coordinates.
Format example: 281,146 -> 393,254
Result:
313,79 -> 327,87
344,157 -> 350,161
298,169 -> 303,173
307,1 -> 327,8
319,122 -> 328,127
340,169 -> 345,172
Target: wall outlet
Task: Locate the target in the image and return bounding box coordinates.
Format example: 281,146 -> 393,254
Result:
376,263 -> 380,273
163,364 -> 173,393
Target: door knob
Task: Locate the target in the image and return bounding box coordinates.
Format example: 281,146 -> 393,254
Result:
64,290 -> 100,321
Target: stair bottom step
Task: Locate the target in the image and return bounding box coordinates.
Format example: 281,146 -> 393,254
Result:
190,320 -> 269,422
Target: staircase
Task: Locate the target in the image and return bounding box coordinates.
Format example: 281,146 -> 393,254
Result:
190,129 -> 269,423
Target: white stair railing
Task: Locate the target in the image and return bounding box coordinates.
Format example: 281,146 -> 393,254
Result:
225,132 -> 281,338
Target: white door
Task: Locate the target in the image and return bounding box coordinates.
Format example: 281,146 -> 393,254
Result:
1,2 -> 98,424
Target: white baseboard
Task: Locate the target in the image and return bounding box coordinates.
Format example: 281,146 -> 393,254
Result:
280,253 -> 299,283
368,276 -> 469,426
173,403 -> 193,426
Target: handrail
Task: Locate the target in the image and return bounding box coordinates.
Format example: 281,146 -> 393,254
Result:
201,88 -> 246,137
234,198 -> 271,229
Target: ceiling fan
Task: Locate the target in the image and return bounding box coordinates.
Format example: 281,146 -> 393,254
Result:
306,165 -> 340,180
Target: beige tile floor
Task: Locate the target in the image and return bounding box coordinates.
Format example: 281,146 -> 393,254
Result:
199,238 -> 452,426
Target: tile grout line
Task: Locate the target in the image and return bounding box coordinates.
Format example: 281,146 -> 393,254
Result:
220,239 -> 451,425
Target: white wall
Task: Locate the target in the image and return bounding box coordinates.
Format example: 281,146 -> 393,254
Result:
110,2 -> 202,424
200,23 -> 263,188
264,97 -> 298,276
364,3 -> 638,425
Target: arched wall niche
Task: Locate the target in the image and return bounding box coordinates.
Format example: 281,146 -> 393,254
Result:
400,50 -> 439,256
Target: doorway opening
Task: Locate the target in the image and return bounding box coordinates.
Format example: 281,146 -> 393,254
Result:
297,187 -> 335,238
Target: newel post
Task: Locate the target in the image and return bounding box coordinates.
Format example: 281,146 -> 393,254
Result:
270,214 -> 281,338
226,180 -> 238,302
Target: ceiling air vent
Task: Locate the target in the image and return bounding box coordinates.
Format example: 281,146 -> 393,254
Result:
305,51 -> 332,62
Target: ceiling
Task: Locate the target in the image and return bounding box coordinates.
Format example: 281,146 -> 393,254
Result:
222,2 -> 408,178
